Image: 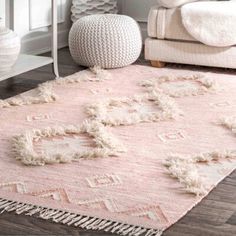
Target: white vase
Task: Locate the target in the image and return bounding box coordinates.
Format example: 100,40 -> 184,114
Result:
0,18 -> 21,72
71,0 -> 118,23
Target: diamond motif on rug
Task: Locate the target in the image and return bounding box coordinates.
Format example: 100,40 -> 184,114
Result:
86,92 -> 181,126
26,114 -> 51,122
120,205 -> 169,225
160,80 -> 204,97
0,182 -> 26,194
30,188 -> 70,202
141,74 -> 217,98
210,101 -> 234,109
34,134 -> 94,158
12,121 -> 125,166
86,174 -> 122,188
158,130 -> 186,143
164,150 -> 236,195
76,198 -> 118,212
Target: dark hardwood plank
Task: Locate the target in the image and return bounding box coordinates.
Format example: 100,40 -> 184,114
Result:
0,48 -> 83,99
0,47 -> 236,236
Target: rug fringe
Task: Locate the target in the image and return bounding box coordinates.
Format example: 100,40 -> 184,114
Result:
0,198 -> 163,236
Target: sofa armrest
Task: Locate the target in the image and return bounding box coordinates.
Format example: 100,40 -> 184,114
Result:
157,0 -> 199,8
148,6 -> 159,38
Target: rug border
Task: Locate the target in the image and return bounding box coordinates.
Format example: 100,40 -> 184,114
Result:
1,166 -> 235,236
0,191 -> 163,236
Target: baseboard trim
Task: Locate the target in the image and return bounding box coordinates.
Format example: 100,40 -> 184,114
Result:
20,24 -> 146,55
20,29 -> 69,55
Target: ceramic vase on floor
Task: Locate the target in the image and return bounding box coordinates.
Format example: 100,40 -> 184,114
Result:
0,18 -> 21,72
71,0 -> 118,23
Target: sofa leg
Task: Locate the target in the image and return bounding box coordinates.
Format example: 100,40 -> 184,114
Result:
151,60 -> 166,68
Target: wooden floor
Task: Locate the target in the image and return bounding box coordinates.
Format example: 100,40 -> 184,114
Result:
0,48 -> 236,236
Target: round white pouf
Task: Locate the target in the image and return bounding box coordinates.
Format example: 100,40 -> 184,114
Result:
69,14 -> 142,68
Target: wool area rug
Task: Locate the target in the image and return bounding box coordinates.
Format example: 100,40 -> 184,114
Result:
0,65 -> 236,236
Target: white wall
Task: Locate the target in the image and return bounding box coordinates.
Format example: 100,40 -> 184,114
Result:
0,0 -> 5,25
118,0 -> 157,40
1,0 -> 155,54
5,0 -> 72,55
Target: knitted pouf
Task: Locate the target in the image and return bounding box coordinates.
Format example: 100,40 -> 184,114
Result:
69,14 -> 142,68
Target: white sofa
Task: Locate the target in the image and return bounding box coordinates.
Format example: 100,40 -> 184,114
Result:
145,4 -> 236,69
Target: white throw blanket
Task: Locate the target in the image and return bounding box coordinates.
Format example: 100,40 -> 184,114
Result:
181,1 -> 236,47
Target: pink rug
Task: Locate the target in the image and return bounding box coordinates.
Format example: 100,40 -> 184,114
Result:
0,65 -> 236,236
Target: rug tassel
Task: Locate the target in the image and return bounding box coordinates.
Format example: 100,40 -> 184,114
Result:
85,218 -> 101,230
61,213 -> 77,224
66,215 -> 83,226
103,221 -> 119,231
0,197 -> 163,236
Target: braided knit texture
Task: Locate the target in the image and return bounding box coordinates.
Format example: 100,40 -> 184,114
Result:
69,14 -> 142,69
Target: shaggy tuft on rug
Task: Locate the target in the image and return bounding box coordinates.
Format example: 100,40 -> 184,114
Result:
0,65 -> 236,236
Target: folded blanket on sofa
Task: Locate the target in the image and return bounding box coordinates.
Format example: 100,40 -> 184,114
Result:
157,0 -> 199,8
181,1 -> 236,47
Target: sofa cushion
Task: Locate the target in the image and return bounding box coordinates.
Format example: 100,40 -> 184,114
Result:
157,0 -> 198,8
148,5 -> 196,41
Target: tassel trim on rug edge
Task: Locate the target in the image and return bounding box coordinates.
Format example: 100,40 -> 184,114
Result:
0,198 -> 163,236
